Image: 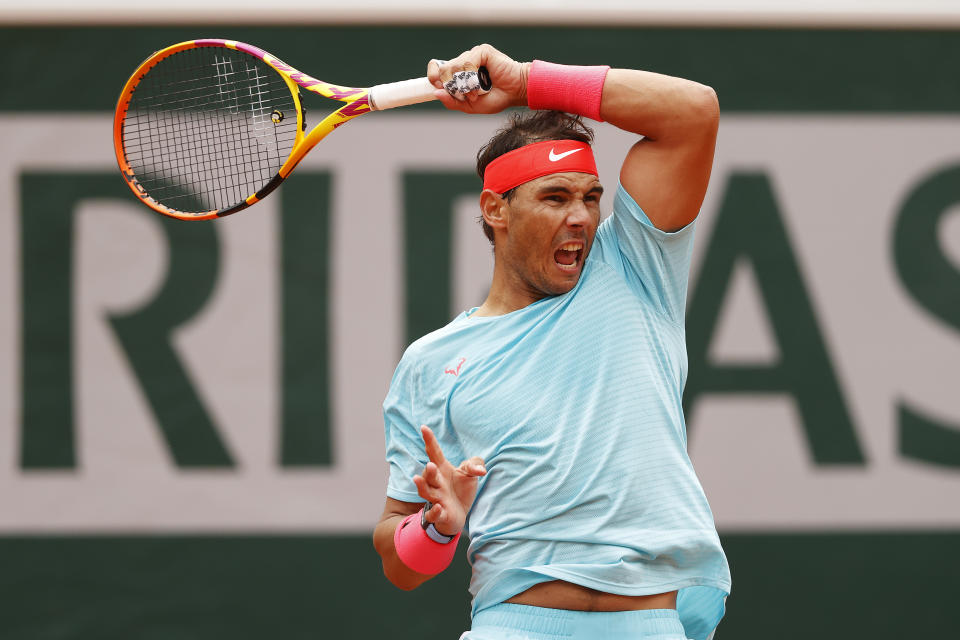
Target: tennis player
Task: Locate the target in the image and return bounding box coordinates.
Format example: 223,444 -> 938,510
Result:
373,44 -> 731,640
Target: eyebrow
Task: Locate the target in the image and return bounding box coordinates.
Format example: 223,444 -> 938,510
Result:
535,183 -> 605,197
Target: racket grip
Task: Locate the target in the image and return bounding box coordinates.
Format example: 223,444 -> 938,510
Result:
369,68 -> 491,111
369,77 -> 437,111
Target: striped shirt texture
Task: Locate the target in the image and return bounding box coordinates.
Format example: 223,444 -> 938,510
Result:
383,183 -> 731,640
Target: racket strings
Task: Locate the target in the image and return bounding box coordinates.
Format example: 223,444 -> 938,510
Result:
122,47 -> 299,213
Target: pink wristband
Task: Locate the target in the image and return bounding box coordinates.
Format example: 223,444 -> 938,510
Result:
526,60 -> 610,122
394,509 -> 461,575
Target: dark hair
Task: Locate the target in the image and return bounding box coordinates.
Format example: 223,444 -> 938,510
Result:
476,110 -> 595,244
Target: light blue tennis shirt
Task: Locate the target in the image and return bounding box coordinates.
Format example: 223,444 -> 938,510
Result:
383,184 -> 731,640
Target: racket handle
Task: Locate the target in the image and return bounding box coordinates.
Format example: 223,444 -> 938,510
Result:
369,67 -> 492,111
369,77 -> 437,111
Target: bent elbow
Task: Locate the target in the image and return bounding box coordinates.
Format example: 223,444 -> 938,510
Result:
392,576 -> 421,591
693,84 -> 720,134
383,564 -> 426,591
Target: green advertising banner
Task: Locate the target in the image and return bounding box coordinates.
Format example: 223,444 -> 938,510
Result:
1,25 -> 958,639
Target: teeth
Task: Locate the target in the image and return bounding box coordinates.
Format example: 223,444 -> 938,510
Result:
559,243 -> 581,251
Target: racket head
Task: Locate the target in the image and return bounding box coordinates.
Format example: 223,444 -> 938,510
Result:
114,40 -> 318,220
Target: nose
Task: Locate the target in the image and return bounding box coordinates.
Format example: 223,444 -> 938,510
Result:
565,197 -> 593,228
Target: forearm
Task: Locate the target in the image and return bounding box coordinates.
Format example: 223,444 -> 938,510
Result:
599,68 -> 719,142
373,514 -> 434,590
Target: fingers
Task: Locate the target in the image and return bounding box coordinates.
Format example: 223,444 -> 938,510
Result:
428,58 -> 457,96
458,456 -> 487,477
432,86 -> 461,110
423,501 -> 444,525
413,466 -> 442,504
412,469 -> 458,534
419,502 -> 458,537
412,436 -> 484,538
422,460 -> 442,488
421,425 -> 447,467
429,45 -> 493,102
427,58 -> 446,89
427,44 -> 523,115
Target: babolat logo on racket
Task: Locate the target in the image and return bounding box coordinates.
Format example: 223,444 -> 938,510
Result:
336,97 -> 372,122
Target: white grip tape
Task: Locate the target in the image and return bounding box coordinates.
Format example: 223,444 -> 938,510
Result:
369,70 -> 485,111
368,77 -> 437,111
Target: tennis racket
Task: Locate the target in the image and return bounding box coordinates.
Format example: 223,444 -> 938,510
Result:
113,39 -> 490,221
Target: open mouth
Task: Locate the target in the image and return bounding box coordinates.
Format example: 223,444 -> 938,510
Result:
554,242 -> 583,272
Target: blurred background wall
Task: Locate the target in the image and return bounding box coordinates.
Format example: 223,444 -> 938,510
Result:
1,3 -> 959,638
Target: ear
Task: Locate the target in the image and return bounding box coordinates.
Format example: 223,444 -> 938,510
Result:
480,189 -> 508,233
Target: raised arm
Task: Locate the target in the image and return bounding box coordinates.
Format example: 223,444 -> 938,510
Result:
428,45 -> 719,232
601,69 -> 718,232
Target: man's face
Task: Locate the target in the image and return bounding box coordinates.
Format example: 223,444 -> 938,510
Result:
498,171 -> 603,299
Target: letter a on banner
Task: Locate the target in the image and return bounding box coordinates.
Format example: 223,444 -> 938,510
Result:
684,172 -> 865,465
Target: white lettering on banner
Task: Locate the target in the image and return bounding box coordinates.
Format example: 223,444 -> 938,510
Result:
0,114 -> 958,533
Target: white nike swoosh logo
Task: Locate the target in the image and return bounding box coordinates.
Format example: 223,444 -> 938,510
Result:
548,148 -> 584,162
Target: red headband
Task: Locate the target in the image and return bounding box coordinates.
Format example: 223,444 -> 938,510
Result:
482,140 -> 598,193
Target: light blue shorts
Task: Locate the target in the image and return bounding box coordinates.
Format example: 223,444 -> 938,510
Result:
460,604 -> 690,640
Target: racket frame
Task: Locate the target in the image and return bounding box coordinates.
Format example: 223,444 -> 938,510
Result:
114,39 -> 434,221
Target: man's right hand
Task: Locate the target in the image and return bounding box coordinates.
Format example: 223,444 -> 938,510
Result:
428,44 -> 530,115
413,425 -> 487,537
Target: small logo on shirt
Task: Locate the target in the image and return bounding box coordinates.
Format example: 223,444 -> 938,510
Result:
444,357 -> 466,376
